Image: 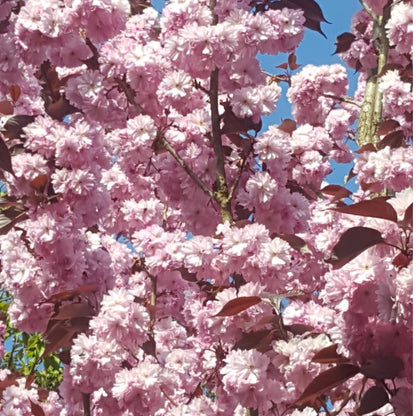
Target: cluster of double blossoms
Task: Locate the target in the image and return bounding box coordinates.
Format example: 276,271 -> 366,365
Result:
0,0 -> 412,414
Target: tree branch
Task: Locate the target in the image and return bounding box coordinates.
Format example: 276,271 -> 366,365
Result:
158,135 -> 214,199
322,93 -> 361,108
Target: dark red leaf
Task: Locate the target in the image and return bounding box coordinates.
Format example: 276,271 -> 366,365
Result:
69,316 -> 92,332
360,356 -> 404,380
278,119 -> 297,134
233,330 -> 272,350
52,302 -> 95,320
333,198 -> 398,222
42,323 -> 75,357
356,143 -> 377,154
214,296 -> 262,317
10,85 -> 21,103
345,166 -> 356,183
326,227 -> 384,269
0,135 -> 14,175
0,206 -> 27,235
43,285 -> 97,304
30,400 -> 45,416
356,386 -> 390,415
0,100 -> 13,115
142,334 -> 157,359
320,185 -> 352,201
288,53 -> 301,70
177,266 -> 197,282
277,62 -> 289,69
30,174 -> 48,192
392,252 -> 410,269
312,344 -> 349,364
295,364 -> 360,407
222,102 -> 261,135
403,203 -> 412,227
377,130 -> 405,150
355,22 -> 367,35
0,372 -> 21,392
377,119 -> 400,136
274,233 -> 311,254
334,32 -> 356,54
285,323 -> 315,335
57,349 -> 71,365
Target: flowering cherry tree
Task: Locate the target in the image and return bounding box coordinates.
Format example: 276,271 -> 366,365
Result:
0,0 -> 412,415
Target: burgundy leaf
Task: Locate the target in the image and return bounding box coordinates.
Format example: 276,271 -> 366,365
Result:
360,356 -> 404,380
274,233 -> 311,254
334,32 -> 356,54
52,302 -> 95,320
214,296 -> 262,317
295,364 -> 360,407
356,143 -> 377,154
288,53 -> 301,70
326,227 -> 384,269
356,386 -> 390,415
377,130 -> 405,150
0,100 -> 13,115
312,344 -> 349,364
233,330 -> 272,350
10,85 -> 21,103
403,203 -> 412,227
333,198 -> 398,222
320,185 -> 352,201
30,400 -> 46,416
377,119 -> 400,136
0,135 -> 14,175
285,323 -> 315,335
278,119 -> 297,134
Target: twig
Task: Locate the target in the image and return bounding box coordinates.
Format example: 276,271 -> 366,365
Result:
114,76 -> 144,115
159,135 -> 214,198
322,93 -> 361,108
82,393 -> 91,416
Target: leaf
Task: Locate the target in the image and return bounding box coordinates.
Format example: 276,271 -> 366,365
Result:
356,143 -> 377,154
356,386 -> 390,415
214,296 -> 261,317
377,130 -> 404,150
285,323 -> 315,335
233,330 -> 272,350
274,233 -> 311,254
0,135 -> 14,175
360,356 -> 404,380
0,372 -> 21,392
333,198 -> 398,222
377,119 -> 400,136
295,364 -> 360,406
222,102 -> 262,135
326,227 -> 384,269
403,203 -> 412,227
142,334 -> 157,359
177,266 -> 197,282
320,185 -> 351,201
0,100 -> 13,115
10,85 -> 21,103
288,53 -> 301,70
42,285 -> 97,304
41,323 -> 75,358
334,32 -> 356,54
30,401 -> 45,416
278,119 -> 297,134
312,344 -> 349,364
1,115 -> 35,141
30,174 -> 48,192
51,302 -> 95,320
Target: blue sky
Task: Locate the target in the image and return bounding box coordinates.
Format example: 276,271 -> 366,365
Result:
152,0 -> 361,188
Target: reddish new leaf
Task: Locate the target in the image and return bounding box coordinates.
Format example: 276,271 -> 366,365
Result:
360,356 -> 404,380
320,185 -> 352,201
0,135 -> 14,175
0,100 -> 13,115
295,364 -> 360,406
278,119 -> 297,134
10,85 -> 21,103
214,296 -> 261,317
326,227 -> 384,269
30,173 -> 48,192
233,330 -> 271,350
30,401 -> 46,416
356,386 -> 390,415
403,203 -> 412,227
288,53 -> 301,70
334,32 -> 356,54
285,323 -> 315,336
51,302 -> 95,321
333,198 -> 398,222
377,119 -> 400,136
356,143 -> 377,154
377,130 -> 404,150
42,323 -> 75,357
43,285 -> 97,304
312,344 -> 349,364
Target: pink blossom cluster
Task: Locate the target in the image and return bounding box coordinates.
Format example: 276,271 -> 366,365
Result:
0,0 -> 413,414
